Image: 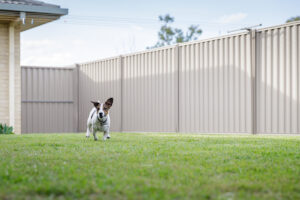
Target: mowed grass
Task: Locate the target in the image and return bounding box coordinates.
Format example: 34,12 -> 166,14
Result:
0,133 -> 299,200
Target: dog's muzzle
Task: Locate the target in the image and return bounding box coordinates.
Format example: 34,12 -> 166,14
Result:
99,112 -> 104,118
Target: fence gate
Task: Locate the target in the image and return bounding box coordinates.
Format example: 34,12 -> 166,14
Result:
21,66 -> 78,133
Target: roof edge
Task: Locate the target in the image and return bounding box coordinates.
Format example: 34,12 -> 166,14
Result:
0,3 -> 68,15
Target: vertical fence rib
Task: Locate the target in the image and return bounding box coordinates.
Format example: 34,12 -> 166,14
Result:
120,55 -> 124,132
251,30 -> 257,134
175,44 -> 180,132
75,64 -> 80,132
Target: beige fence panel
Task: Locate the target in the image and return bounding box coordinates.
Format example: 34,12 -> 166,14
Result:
178,33 -> 252,133
21,21 -> 300,134
122,47 -> 178,132
78,57 -> 122,132
256,22 -> 300,134
21,66 -> 78,133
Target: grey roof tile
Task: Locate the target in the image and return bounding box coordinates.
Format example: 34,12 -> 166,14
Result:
0,0 -> 59,8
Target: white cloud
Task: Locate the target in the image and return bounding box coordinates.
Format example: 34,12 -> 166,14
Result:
22,39 -> 55,48
20,25 -> 157,66
22,52 -> 73,66
130,24 -> 144,31
21,39 -> 79,66
71,40 -> 85,46
217,13 -> 248,24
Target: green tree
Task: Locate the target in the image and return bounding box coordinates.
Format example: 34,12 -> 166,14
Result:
148,14 -> 202,49
286,16 -> 300,23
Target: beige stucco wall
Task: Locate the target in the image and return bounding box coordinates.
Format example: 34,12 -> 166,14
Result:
0,23 -> 21,134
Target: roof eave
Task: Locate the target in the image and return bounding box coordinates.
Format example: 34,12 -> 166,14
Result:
0,3 -> 68,16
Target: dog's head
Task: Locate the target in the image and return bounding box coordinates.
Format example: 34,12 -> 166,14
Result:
91,98 -> 113,119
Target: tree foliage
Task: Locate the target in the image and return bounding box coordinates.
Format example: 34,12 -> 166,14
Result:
286,16 -> 300,23
148,14 -> 202,49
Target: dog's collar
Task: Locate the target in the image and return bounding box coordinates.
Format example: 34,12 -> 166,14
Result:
97,116 -> 107,125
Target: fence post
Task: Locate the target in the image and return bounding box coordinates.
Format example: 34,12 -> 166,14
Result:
250,30 -> 257,135
175,44 -> 180,133
74,64 -> 80,132
119,55 -> 124,132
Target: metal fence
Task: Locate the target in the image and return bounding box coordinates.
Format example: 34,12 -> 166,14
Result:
256,24 -> 300,134
21,21 -> 300,134
121,47 -> 178,132
79,58 -> 122,132
21,66 -> 78,133
178,32 -> 253,133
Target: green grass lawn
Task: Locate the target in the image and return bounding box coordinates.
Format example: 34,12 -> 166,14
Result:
0,133 -> 299,200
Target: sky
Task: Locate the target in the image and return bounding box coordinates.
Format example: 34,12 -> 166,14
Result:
21,0 -> 300,66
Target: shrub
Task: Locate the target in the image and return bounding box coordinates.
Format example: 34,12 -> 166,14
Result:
0,124 -> 14,134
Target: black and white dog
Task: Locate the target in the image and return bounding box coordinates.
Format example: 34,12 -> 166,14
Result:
86,98 -> 113,141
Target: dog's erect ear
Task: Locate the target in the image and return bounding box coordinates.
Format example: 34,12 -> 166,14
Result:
104,98 -> 113,109
91,101 -> 100,109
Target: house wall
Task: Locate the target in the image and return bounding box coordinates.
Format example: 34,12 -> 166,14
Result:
0,23 -> 21,134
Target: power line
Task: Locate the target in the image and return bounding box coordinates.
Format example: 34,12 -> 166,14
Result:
0,11 -> 250,28
64,14 -> 248,25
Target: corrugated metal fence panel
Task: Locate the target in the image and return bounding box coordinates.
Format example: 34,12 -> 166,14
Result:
21,22 -> 300,134
178,33 -> 252,133
122,47 -> 178,132
256,23 -> 300,134
21,67 -> 77,133
78,57 -> 121,132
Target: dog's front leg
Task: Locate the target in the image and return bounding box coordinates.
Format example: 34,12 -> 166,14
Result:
103,131 -> 110,141
92,128 -> 98,141
86,124 -> 91,138
106,131 -> 110,139
103,131 -> 107,141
